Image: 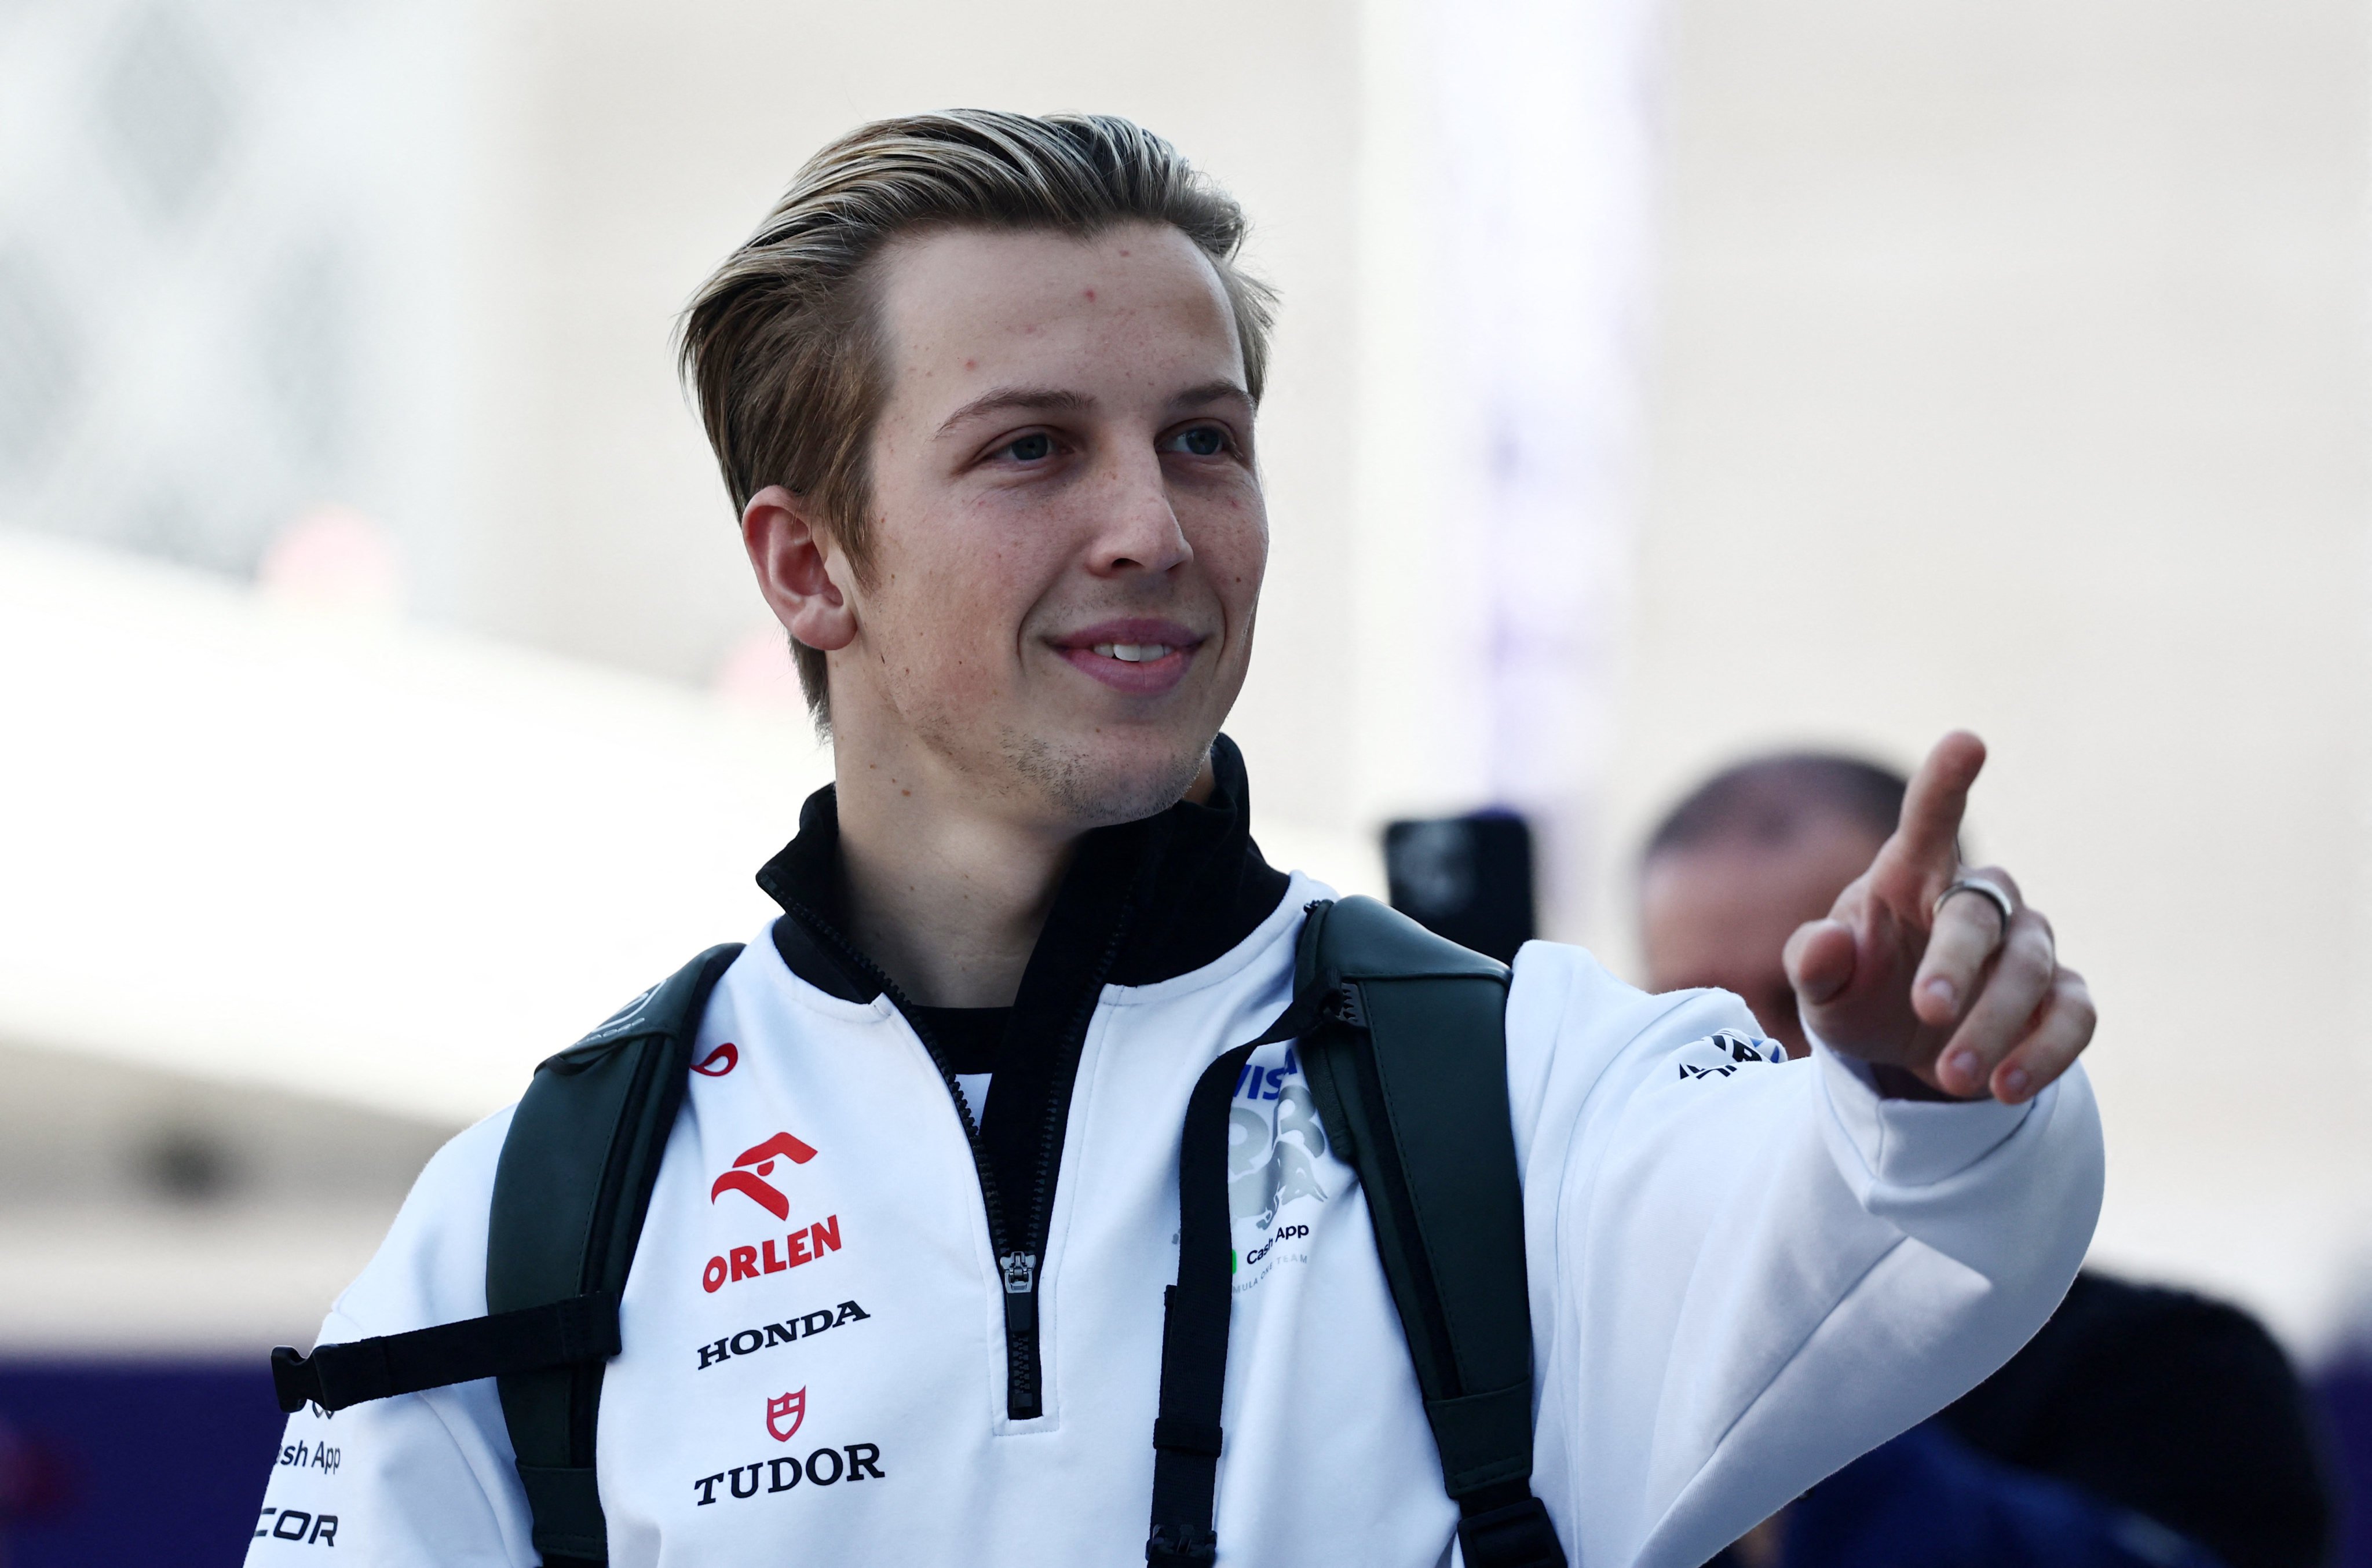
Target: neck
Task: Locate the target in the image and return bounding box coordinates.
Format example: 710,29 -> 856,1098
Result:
828,725 -> 1216,1010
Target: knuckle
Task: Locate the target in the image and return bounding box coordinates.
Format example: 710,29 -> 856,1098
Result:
2002,1046 -> 2053,1082
2048,988 -> 2096,1035
2004,941 -> 2052,986
2024,1045 -> 2076,1080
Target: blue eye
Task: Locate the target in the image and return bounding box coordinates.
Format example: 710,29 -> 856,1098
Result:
1003,433 -> 1054,462
1170,426 -> 1227,458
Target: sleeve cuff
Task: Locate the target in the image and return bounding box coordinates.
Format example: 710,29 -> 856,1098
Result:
1812,1033 -> 2034,1190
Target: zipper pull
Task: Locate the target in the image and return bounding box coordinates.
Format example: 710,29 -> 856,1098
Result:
1000,1251 -> 1041,1359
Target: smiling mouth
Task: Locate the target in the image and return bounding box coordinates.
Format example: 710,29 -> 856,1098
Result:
1052,626 -> 1205,694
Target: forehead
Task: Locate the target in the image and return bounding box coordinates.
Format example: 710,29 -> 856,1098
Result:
868,222 -> 1243,408
1639,818 -> 1884,969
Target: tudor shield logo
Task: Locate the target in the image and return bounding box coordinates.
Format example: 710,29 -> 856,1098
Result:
711,1132 -> 819,1220
767,1388 -> 807,1442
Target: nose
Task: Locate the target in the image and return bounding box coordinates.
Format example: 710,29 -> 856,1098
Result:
1084,445 -> 1192,578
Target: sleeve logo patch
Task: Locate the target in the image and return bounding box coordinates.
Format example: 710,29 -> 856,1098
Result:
1676,1029 -> 1781,1080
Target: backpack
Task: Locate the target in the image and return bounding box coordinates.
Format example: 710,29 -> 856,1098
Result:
271,897 -> 1568,1568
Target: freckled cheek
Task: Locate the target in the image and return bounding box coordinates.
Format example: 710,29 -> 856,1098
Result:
1191,507 -> 1269,628
898,562 -> 1038,700
969,510 -> 1084,645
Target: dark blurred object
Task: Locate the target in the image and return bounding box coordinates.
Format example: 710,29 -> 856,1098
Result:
2311,1355 -> 2372,1568
1711,1419 -> 2230,1568
1944,1273 -> 2333,1568
0,1361 -> 284,1567
1383,811 -> 1536,963
142,1127 -> 239,1204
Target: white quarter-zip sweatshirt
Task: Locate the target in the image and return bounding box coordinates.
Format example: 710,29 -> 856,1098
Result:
245,872 -> 2102,1567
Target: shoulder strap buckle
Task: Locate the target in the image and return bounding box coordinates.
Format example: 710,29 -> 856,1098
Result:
269,1291 -> 621,1414
1146,1525 -> 1218,1566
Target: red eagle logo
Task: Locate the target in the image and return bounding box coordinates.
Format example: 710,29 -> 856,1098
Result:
709,1131 -> 818,1220
767,1388 -> 807,1442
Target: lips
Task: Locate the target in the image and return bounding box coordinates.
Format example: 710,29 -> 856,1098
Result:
1050,619 -> 1205,696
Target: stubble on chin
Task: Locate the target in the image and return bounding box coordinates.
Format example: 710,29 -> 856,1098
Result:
997,724 -> 1212,830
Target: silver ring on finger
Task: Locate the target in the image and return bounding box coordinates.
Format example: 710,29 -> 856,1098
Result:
1934,875 -> 2015,937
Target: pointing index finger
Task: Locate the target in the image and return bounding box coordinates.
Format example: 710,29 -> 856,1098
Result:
1874,730 -> 1987,898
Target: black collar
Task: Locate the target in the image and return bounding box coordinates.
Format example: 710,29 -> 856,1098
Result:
754,733 -> 1291,1003
753,734 -> 1292,1423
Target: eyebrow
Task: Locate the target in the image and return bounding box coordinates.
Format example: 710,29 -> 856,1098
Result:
935,386 -> 1092,437
1168,379 -> 1253,412
933,379 -> 1253,438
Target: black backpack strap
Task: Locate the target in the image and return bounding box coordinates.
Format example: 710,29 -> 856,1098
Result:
1145,1040 -> 1261,1567
1145,898 -> 1566,1568
487,942 -> 744,1566
269,1293 -> 620,1415
1295,897 -> 1565,1568
265,942 -> 741,1568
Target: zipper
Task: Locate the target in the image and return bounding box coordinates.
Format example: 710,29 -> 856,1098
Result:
1003,904 -> 1137,1416
774,894 -> 1054,1419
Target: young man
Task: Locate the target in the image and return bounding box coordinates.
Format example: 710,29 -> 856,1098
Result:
246,112 -> 2103,1567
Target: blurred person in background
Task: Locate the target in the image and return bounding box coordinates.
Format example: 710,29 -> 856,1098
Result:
1642,754 -> 2332,1568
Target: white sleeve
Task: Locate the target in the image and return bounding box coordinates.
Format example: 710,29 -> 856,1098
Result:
1506,942 -> 2104,1568
246,1110 -> 538,1568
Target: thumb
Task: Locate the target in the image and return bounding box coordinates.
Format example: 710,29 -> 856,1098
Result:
1785,918 -> 1856,1007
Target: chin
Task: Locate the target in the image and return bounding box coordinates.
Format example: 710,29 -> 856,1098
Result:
998,723 -> 1213,829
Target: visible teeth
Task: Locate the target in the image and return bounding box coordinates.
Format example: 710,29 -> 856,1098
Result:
1090,642 -> 1172,663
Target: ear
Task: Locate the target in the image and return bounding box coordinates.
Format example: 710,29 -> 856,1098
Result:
742,485 -> 858,654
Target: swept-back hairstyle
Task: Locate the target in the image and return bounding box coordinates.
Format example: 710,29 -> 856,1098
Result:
678,109 -> 1276,727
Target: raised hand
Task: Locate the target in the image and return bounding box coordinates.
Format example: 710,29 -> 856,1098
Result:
1782,732 -> 2095,1103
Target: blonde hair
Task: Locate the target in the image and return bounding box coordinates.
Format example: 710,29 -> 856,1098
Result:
678,109 -> 1275,726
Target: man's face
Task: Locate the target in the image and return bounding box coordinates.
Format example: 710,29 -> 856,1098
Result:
1639,813 -> 1887,1059
829,221 -> 1266,831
